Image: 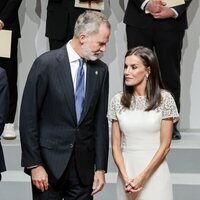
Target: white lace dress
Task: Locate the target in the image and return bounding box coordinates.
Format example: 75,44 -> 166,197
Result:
107,90 -> 179,200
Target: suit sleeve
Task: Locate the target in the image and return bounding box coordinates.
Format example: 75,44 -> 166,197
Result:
0,0 -> 22,25
132,0 -> 192,17
0,69 -> 9,134
20,58 -> 48,167
132,0 -> 147,10
172,0 -> 192,17
94,66 -> 109,172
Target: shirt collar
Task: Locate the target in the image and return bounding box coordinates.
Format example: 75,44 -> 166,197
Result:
66,40 -> 81,63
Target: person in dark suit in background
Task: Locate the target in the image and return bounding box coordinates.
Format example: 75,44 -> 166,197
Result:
0,0 -> 22,140
46,0 -> 88,50
124,0 -> 192,139
20,11 -> 110,200
0,67 -> 9,181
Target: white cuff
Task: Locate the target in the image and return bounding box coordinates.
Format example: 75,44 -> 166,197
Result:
141,0 -> 150,10
170,8 -> 179,18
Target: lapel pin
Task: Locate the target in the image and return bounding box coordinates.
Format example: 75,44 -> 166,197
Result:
95,71 -> 98,75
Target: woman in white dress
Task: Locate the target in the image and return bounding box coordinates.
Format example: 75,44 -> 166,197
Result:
108,46 -> 179,200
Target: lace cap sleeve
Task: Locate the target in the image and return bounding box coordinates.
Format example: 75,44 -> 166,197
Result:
160,90 -> 179,123
107,92 -> 122,121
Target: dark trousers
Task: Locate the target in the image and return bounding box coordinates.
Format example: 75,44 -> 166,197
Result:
32,154 -> 93,200
126,24 -> 185,112
49,39 -> 68,51
0,38 -> 18,123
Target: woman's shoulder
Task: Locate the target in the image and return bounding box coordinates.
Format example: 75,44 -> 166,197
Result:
107,92 -> 123,120
109,92 -> 124,111
160,89 -> 174,100
159,90 -> 179,121
160,89 -> 176,107
111,91 -> 123,102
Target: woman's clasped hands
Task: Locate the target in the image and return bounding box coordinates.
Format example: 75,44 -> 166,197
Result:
124,174 -> 146,193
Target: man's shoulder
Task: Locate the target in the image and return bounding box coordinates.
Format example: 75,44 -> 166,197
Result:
30,50 -> 57,74
30,46 -> 67,75
37,48 -> 59,61
35,46 -> 66,65
0,67 -> 6,76
0,68 -> 7,87
89,59 -> 108,69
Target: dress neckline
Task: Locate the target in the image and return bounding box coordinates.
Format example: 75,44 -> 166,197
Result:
133,95 -> 146,98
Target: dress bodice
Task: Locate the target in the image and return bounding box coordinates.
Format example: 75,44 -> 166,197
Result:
108,90 -> 179,151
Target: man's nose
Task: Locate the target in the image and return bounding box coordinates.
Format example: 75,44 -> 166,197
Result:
100,45 -> 106,52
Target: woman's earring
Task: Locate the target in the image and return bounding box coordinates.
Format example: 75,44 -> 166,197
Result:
146,74 -> 148,80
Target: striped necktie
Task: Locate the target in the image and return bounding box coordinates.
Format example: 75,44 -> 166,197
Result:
75,58 -> 85,122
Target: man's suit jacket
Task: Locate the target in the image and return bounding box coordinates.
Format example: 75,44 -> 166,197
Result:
20,46 -> 109,185
124,0 -> 192,31
0,67 -> 9,173
0,0 -> 22,38
46,0 -> 86,41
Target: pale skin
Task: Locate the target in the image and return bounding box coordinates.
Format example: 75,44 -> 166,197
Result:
112,54 -> 173,194
31,166 -> 48,192
71,22 -> 110,61
146,0 -> 176,19
31,166 -> 105,195
31,22 -> 110,195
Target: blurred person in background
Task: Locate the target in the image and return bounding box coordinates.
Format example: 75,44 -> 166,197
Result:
0,67 -> 9,181
123,0 -> 192,139
0,0 -> 22,139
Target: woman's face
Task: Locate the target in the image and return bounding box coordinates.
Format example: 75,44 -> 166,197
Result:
124,54 -> 150,87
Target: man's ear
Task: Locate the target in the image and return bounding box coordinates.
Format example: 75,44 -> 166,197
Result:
79,33 -> 87,45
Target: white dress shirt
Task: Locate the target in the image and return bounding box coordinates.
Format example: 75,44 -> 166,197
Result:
66,41 -> 87,94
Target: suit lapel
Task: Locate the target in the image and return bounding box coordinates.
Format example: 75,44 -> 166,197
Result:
55,47 -> 100,125
56,46 -> 77,124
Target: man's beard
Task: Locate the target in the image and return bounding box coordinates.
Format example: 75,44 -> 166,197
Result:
81,43 -> 102,61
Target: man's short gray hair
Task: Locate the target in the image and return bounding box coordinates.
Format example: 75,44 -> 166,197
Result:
74,11 -> 111,37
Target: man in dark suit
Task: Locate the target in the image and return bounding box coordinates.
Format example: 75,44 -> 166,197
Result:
46,0 -> 88,50
0,0 -> 22,139
124,0 -> 192,139
20,11 -> 110,200
0,67 -> 9,181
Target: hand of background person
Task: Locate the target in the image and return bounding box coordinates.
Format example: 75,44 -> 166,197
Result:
31,166 -> 49,192
146,0 -> 166,13
0,20 -> 4,30
91,170 -> 106,196
150,5 -> 176,19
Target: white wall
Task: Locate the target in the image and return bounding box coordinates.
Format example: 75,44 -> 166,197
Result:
180,0 -> 200,130
17,0 -> 200,130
